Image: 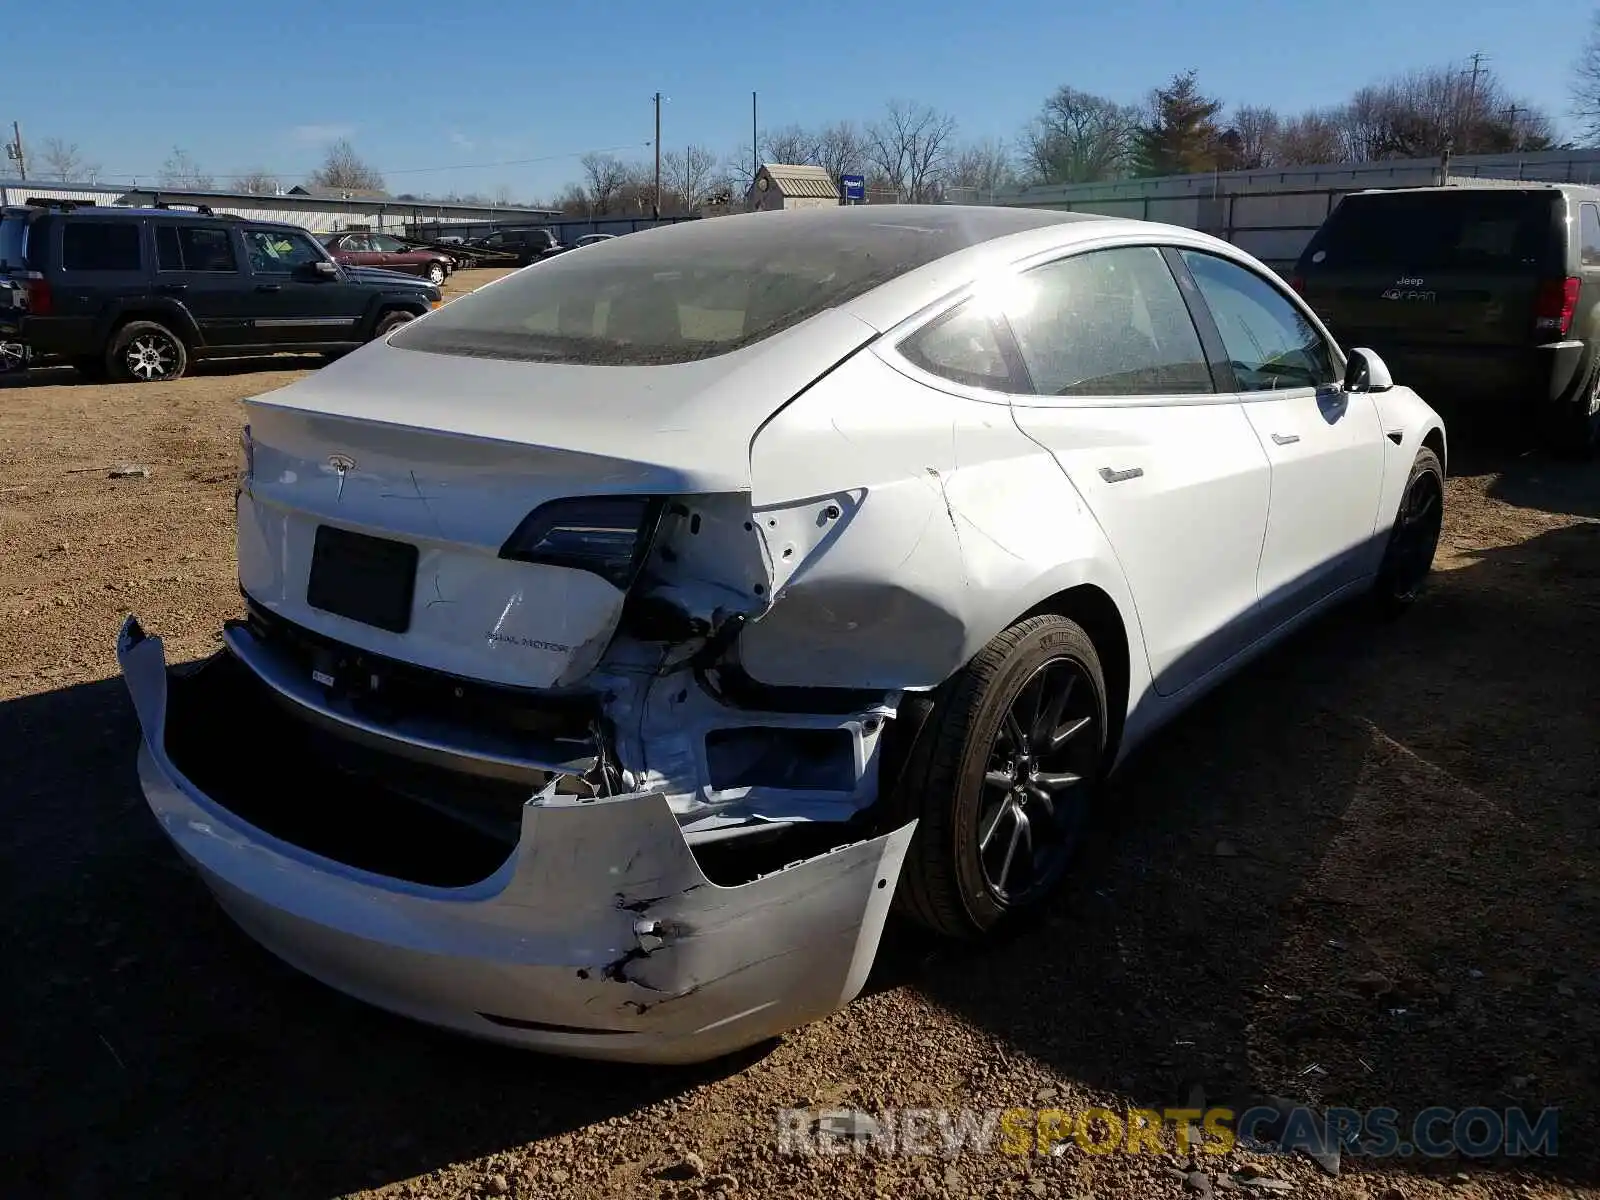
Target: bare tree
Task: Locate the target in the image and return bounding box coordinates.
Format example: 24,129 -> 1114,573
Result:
1576,14 -> 1600,143
762,124 -> 820,165
494,183 -> 514,206
813,121 -> 866,182
309,139 -> 386,192
865,99 -> 958,202
1328,64 -> 1555,162
556,182 -> 591,217
37,138 -> 100,183
661,144 -> 718,213
233,169 -> 279,195
1226,105 -> 1281,169
580,152 -> 635,214
1276,109 -> 1346,165
945,138 -> 1015,201
1021,86 -> 1139,184
160,147 -> 214,190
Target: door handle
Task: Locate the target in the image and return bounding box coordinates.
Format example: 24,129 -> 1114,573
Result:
256,284 -> 282,292
1271,432 -> 1300,446
154,282 -> 187,293
1098,466 -> 1144,484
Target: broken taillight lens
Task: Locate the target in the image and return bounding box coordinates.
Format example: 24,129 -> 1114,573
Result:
1534,276 -> 1581,337
499,496 -> 664,590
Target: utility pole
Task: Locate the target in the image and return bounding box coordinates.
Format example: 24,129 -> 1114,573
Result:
7,121 -> 26,180
652,92 -> 662,221
751,92 -> 758,188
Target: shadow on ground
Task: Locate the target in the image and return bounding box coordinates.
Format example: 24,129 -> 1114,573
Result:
3,454 -> 1596,1197
901,515 -> 1600,1187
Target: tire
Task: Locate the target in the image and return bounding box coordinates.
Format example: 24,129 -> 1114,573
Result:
1542,364 -> 1600,460
370,310 -> 415,340
107,321 -> 187,383
1372,446 -> 1444,616
426,261 -> 447,286
0,341 -> 27,374
882,613 -> 1109,939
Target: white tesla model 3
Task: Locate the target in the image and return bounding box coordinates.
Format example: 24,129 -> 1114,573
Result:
117,205 -> 1446,1063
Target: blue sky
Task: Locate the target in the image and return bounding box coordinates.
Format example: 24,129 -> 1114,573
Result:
5,0 -> 1587,201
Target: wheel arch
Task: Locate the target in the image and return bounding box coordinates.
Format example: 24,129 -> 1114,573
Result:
96,300 -> 200,349
1421,423 -> 1447,477
363,294 -> 430,337
1017,582 -> 1132,766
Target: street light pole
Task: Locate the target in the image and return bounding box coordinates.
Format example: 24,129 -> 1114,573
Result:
653,92 -> 662,220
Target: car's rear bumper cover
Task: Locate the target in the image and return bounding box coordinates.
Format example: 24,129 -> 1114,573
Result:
1337,336 -> 1590,407
117,616 -> 915,1064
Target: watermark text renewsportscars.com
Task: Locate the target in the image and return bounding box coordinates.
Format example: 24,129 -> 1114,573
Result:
776,1105 -> 1560,1159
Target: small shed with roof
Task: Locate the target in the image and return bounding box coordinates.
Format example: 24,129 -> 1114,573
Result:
747,163 -> 840,211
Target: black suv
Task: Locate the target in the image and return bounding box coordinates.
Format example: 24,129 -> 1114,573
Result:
0,201 -> 441,383
469,227 -> 562,266
1293,182 -> 1600,456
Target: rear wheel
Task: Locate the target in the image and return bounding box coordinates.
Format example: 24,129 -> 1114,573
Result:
107,321 -> 187,383
1372,446 -> 1444,615
370,310 -> 415,340
884,614 -> 1108,939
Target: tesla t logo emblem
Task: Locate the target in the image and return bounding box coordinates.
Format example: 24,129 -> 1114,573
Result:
327,454 -> 356,501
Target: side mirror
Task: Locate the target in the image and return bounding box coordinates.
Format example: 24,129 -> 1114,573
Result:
313,259 -> 338,277
1344,346 -> 1394,393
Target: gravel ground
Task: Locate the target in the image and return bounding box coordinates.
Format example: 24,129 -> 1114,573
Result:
2,280 -> 1598,1199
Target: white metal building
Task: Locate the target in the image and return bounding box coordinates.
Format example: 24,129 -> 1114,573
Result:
2,179 -> 560,237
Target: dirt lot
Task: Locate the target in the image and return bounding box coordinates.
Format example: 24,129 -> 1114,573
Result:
3,270 -> 1598,1199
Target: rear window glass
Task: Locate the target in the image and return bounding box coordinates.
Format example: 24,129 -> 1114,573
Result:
391,211 -> 1041,366
61,222 -> 143,272
1306,192 -> 1556,274
0,216 -> 28,271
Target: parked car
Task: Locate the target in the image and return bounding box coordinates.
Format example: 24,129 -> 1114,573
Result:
1293,182 -> 1600,456
117,205 -> 1446,1064
468,226 -> 562,265
0,202 -> 440,382
573,233 -> 616,248
320,231 -> 453,285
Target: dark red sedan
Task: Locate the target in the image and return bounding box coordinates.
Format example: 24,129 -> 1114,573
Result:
320,232 -> 453,285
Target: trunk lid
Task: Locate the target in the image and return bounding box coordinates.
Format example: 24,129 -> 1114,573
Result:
1298,189 -> 1565,352
237,308 -> 878,689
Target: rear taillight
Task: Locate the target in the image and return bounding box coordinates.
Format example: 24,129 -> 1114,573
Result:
24,277 -> 52,315
499,496 -> 664,590
1534,276 -> 1581,337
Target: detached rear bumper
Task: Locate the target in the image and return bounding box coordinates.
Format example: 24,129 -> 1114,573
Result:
117,616 -> 914,1064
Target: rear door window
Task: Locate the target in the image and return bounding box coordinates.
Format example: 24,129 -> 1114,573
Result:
156,225 -> 238,273
1002,246 -> 1214,396
61,222 -> 143,272
1306,191 -> 1557,274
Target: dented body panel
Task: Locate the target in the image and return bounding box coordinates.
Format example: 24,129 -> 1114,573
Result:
119,622 -> 914,1064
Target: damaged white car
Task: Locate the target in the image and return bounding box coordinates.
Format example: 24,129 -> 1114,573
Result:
117,206 -> 1447,1063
